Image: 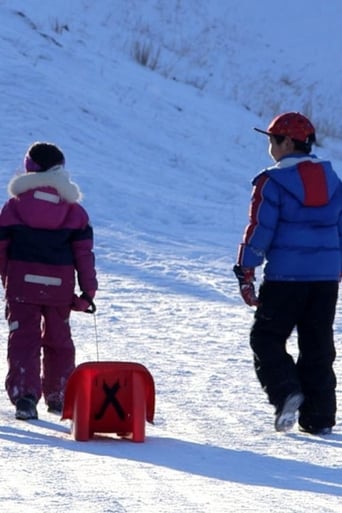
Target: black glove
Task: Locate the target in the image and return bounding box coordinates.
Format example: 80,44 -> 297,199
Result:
233,264 -> 259,307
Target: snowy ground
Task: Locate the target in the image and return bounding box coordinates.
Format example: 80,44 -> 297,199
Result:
0,1 -> 341,512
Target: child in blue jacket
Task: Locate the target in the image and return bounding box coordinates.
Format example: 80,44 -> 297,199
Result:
234,112 -> 342,435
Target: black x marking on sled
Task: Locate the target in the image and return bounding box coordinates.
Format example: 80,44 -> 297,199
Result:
94,380 -> 125,421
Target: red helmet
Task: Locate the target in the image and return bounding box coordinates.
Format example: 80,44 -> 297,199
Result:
254,112 -> 315,143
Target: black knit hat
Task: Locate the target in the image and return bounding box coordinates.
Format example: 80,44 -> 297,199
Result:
24,142 -> 65,172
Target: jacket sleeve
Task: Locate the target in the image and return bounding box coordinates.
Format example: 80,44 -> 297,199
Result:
0,233 -> 9,287
338,191 -> 342,274
71,222 -> 98,294
0,202 -> 13,286
237,173 -> 280,268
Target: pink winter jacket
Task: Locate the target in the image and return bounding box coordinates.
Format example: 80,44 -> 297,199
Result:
0,166 -> 97,306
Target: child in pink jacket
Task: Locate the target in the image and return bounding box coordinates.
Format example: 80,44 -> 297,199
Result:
0,142 -> 97,420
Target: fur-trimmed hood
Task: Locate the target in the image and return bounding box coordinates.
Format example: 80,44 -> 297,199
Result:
8,165 -> 82,203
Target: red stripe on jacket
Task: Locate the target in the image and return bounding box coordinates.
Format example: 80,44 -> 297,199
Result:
243,173 -> 269,244
297,161 -> 329,206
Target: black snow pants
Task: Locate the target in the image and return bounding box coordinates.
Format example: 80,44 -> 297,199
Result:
250,280 -> 338,430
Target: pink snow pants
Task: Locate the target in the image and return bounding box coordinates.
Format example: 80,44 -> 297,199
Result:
5,301 -> 75,405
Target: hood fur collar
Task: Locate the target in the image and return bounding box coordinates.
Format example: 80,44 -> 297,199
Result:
8,165 -> 82,203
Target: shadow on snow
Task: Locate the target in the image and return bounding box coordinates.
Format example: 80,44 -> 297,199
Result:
0,421 -> 341,497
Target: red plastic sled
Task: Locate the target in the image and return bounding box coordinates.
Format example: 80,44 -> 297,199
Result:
62,361 -> 155,442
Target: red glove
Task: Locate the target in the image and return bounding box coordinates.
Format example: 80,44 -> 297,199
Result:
233,265 -> 259,307
71,291 -> 96,313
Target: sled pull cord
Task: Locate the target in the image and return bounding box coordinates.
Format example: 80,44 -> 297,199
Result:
93,312 -> 100,361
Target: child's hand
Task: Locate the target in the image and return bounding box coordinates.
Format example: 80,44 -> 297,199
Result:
71,291 -> 96,313
233,265 -> 259,307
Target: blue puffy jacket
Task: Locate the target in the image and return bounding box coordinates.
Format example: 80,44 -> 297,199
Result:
237,154 -> 342,281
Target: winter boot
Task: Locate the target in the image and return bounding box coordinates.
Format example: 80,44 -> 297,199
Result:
298,424 -> 332,435
275,392 -> 304,432
15,395 -> 38,420
47,399 -> 63,415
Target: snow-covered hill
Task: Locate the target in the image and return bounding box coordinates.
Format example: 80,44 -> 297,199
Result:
0,1 -> 341,512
